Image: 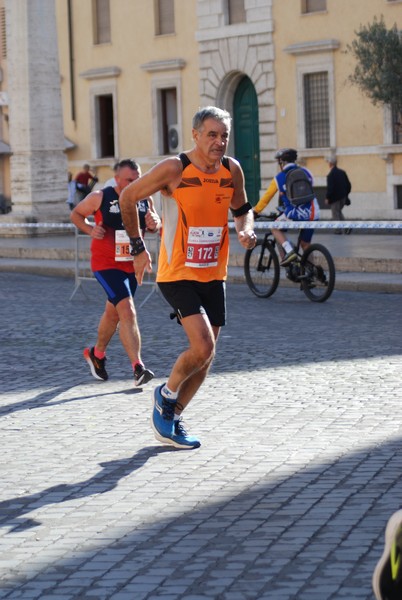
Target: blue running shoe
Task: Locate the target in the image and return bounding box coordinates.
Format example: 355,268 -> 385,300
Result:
151,384 -> 176,441
171,418 -> 201,449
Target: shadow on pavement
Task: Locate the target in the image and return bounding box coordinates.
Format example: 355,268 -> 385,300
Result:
0,446 -> 177,533
1,273 -> 402,598
1,435 -> 401,599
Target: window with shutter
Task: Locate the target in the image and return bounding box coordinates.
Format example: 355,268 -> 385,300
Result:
301,0 -> 326,14
93,0 -> 111,45
228,0 -> 246,24
391,104 -> 402,144
160,88 -> 178,154
96,94 -> 115,158
155,0 -> 175,35
396,186 -> 402,209
0,7 -> 6,59
304,72 -> 330,148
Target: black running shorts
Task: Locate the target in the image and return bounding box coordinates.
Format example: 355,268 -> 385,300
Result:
158,280 -> 226,327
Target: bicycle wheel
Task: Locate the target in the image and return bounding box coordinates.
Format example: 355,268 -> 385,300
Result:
300,243 -> 335,302
244,239 -> 280,298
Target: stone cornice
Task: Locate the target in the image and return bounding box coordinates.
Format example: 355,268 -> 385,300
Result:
140,59 -> 186,73
379,144 -> 402,162
64,137 -> 76,151
284,39 -> 340,55
79,66 -> 121,80
0,140 -> 11,154
196,21 -> 271,42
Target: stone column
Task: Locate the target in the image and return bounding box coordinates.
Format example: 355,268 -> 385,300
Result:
6,0 -> 67,221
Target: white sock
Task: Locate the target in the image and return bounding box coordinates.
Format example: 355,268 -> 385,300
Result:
161,384 -> 178,401
282,241 -> 294,254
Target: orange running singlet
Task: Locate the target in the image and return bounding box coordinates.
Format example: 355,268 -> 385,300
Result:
157,154 -> 234,283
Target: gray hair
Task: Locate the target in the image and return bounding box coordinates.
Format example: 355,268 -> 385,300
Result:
117,158 -> 140,174
192,106 -> 231,131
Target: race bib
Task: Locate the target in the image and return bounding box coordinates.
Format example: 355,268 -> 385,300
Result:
185,226 -> 221,268
115,229 -> 131,262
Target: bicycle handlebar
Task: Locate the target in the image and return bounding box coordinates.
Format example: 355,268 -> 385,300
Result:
253,210 -> 281,222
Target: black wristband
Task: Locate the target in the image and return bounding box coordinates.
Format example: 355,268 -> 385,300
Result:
130,237 -> 146,256
230,201 -> 252,218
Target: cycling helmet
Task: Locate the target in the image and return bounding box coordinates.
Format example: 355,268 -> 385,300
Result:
275,148 -> 298,163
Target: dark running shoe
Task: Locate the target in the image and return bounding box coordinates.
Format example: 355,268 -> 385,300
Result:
280,248 -> 297,267
83,347 -> 108,381
286,263 -> 300,282
373,510 -> 402,600
133,363 -> 154,387
315,265 -> 327,284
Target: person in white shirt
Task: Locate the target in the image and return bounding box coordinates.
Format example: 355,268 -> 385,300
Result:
102,161 -> 120,189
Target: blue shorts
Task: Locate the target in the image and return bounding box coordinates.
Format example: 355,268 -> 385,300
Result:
275,203 -> 317,244
158,280 -> 226,327
300,229 -> 314,243
93,269 -> 138,306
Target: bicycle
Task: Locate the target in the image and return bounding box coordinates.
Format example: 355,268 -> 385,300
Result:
244,213 -> 336,302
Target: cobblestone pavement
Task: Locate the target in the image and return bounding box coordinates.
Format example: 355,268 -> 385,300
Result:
1,273 -> 402,600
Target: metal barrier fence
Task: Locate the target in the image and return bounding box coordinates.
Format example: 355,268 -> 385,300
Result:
69,221 -> 94,301
69,221 -> 160,306
0,220 -> 401,302
0,222 -> 75,230
228,220 -> 402,231
0,222 -> 160,306
1,221 -> 401,231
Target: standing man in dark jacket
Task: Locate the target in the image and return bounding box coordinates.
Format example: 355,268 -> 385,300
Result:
325,158 -> 352,234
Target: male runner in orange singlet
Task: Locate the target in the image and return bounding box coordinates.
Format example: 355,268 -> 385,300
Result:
120,106 -> 256,449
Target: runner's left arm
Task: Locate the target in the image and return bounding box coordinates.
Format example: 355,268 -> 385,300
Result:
229,158 -> 257,250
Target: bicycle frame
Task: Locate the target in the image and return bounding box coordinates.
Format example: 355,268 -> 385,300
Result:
244,222 -> 336,302
259,229 -> 304,263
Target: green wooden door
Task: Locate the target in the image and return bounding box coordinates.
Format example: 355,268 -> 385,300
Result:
233,77 -> 260,206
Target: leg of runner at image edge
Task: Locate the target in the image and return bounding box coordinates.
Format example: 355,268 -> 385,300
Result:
373,510 -> 402,600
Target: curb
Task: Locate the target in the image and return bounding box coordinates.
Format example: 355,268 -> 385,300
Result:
1,259 -> 401,294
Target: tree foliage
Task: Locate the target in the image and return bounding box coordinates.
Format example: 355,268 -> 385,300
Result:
347,16 -> 402,113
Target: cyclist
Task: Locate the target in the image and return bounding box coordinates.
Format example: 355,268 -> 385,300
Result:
253,148 -> 320,266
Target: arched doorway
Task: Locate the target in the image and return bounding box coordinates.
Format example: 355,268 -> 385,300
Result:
233,77 -> 260,205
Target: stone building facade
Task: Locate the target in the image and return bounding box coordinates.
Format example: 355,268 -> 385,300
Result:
0,0 -> 401,221
1,0 -> 67,221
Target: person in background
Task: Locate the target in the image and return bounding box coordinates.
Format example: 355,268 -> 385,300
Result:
103,161 -> 157,236
66,172 -> 78,211
325,157 -> 352,234
120,106 -> 257,450
253,148 -> 320,266
103,161 -> 120,189
75,164 -> 99,201
70,159 -> 160,387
